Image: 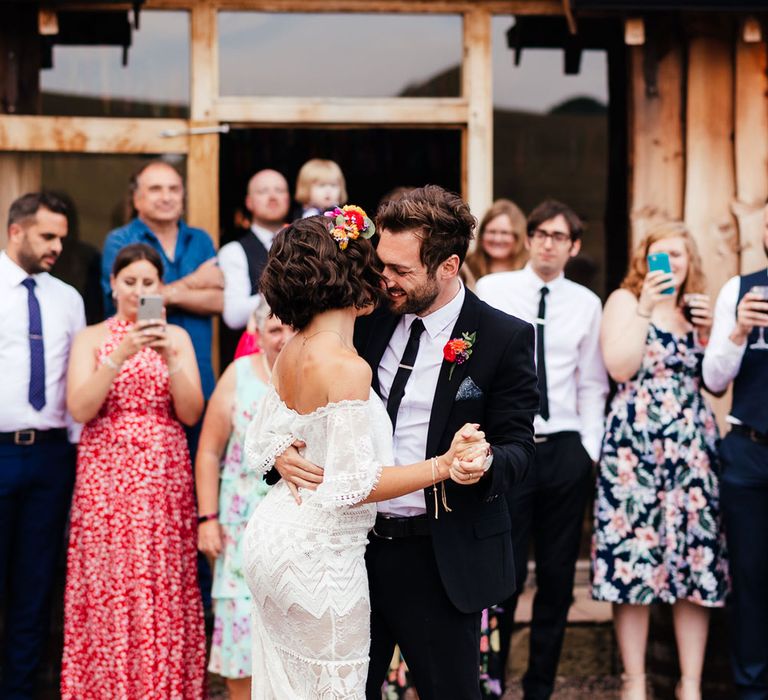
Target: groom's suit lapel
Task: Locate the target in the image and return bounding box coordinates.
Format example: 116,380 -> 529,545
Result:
425,291 -> 481,459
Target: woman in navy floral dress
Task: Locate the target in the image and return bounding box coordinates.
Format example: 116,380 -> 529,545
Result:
592,222 -> 728,700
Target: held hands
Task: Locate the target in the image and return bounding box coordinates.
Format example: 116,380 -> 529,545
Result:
683,293 -> 713,330
637,270 -> 676,316
197,519 -> 223,562
441,423 -> 490,486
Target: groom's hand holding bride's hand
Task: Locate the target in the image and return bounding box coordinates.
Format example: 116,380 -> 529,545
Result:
445,423 -> 491,486
275,439 -> 325,505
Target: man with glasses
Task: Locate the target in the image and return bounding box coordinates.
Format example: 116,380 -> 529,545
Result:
703,202 -> 768,699
476,199 -> 608,699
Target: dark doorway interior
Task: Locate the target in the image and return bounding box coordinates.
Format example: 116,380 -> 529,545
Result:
218,126 -> 462,364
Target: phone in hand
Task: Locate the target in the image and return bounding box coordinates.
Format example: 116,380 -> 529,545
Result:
137,294 -> 165,324
647,252 -> 675,295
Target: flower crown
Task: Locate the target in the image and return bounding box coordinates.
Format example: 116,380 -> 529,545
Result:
324,205 -> 376,251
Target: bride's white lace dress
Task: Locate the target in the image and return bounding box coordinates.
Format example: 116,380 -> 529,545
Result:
242,385 -> 393,700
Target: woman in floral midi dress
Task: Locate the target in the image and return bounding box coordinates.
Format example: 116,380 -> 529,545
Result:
592,222 -> 728,700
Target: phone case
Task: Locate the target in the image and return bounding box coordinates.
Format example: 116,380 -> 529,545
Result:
138,295 -> 164,322
647,253 -> 675,295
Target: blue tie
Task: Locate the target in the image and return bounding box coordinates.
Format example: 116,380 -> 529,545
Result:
21,278 -> 46,411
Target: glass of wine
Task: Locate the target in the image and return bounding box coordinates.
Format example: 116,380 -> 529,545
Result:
749,285 -> 768,350
682,293 -> 709,345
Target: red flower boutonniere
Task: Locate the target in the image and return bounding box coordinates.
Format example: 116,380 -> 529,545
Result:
443,332 -> 476,380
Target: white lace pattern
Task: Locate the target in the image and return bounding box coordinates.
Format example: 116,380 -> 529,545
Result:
242,386 -> 393,699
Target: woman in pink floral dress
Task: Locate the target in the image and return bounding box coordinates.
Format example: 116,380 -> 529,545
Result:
62,243 -> 206,699
592,223 -> 728,700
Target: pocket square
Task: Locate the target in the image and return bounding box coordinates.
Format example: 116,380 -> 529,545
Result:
455,376 -> 483,401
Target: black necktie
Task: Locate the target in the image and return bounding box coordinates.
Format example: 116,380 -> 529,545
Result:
22,278 -> 46,411
536,286 -> 549,421
386,319 -> 425,431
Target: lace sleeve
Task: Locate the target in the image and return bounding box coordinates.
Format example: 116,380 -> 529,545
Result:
314,401 -> 383,508
243,392 -> 296,476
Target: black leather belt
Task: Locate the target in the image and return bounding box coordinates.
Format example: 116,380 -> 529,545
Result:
0,428 -> 68,446
534,430 -> 579,444
372,514 -> 430,539
731,424 -> 768,445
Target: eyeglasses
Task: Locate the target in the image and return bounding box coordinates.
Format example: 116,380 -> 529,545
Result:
529,229 -> 572,245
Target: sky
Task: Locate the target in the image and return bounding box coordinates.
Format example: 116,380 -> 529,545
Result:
40,11 -> 608,115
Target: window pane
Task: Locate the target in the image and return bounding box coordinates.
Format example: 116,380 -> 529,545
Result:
218,12 -> 462,98
492,15 -> 609,297
40,11 -> 189,117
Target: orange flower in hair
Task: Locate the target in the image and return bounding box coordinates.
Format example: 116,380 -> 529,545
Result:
324,205 -> 375,250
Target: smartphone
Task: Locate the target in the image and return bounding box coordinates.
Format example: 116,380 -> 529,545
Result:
647,252 -> 675,295
137,294 -> 165,323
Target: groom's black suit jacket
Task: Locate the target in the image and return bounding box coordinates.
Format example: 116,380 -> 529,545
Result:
354,289 -> 539,614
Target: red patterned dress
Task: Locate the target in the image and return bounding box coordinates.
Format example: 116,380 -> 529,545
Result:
61,317 -> 206,700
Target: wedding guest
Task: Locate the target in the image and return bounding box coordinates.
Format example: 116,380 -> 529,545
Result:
703,201 -> 768,699
592,222 -> 728,700
0,192 -> 85,699
465,199 -> 527,280
101,160 -> 222,401
62,243 -> 206,700
219,169 -> 291,331
294,158 -> 347,219
477,199 -> 609,698
196,299 -> 293,700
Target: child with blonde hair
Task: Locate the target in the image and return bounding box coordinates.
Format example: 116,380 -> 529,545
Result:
295,158 -> 347,218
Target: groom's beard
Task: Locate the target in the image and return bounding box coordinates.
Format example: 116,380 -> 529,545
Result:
384,276 -> 439,316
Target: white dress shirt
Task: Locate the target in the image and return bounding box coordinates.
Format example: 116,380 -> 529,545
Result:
377,283 -> 466,516
218,225 -> 274,330
476,264 -> 608,461
0,252 -> 85,433
702,273 -> 767,423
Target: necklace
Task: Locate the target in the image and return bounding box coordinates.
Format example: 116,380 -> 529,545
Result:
301,329 -> 350,347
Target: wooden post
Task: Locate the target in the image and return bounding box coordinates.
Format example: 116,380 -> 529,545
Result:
189,3 -> 221,375
0,154 -> 41,248
733,37 -> 768,274
462,8 -> 493,220
684,29 -> 738,298
628,39 -> 684,250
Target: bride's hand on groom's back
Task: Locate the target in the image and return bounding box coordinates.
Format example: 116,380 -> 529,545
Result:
275,439 -> 325,505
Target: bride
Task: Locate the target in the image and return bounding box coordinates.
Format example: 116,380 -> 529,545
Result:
242,210 -> 487,699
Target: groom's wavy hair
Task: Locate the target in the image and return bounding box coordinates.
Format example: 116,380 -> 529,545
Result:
375,184 -> 476,275
260,215 -> 386,331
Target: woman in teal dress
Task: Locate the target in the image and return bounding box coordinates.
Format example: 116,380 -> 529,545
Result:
195,299 -> 293,700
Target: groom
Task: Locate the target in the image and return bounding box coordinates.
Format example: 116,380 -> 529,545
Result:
275,185 -> 539,699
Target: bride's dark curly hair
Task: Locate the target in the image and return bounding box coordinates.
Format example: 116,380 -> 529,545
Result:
260,215 -> 386,330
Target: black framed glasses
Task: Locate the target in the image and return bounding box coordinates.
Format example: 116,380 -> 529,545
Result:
530,228 -> 572,244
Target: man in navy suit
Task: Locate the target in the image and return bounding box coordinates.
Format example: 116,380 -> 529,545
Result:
275,185 -> 538,699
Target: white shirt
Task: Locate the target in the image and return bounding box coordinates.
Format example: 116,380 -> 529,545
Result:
218,224 -> 275,330
476,264 -> 608,461
702,273 -> 767,424
0,252 -> 85,433
377,283 -> 465,516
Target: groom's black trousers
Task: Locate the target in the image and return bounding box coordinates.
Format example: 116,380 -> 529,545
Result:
365,530 -> 482,700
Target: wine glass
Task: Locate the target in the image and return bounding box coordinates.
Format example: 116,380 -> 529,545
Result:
749,285 -> 768,350
682,293 -> 708,346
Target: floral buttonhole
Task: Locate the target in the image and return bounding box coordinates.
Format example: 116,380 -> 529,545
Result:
443,332 -> 476,380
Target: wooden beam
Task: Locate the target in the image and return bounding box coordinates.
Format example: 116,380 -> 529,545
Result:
684,31 -> 738,298
141,0 -> 564,13
628,41 -> 684,248
462,8 -> 493,219
190,3 -> 217,120
211,96 -> 468,125
733,36 -> 768,274
0,115 -> 189,153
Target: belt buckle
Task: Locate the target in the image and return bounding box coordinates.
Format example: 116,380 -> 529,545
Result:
14,430 -> 35,446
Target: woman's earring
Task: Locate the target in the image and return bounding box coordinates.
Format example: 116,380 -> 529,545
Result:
111,290 -> 117,301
